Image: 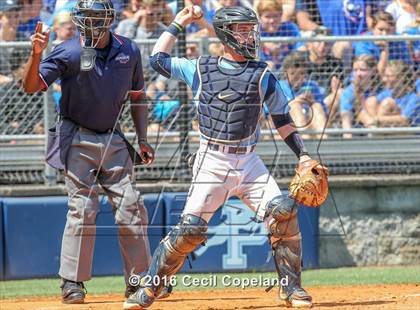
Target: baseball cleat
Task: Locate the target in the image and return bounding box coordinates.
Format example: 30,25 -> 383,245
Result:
60,279 -> 86,304
123,288 -> 155,310
156,284 -> 173,299
280,287 -> 313,308
125,283 -> 173,299
284,298 -> 313,308
125,284 -> 138,299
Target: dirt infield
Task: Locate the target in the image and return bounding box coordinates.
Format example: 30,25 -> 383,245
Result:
1,284 -> 419,310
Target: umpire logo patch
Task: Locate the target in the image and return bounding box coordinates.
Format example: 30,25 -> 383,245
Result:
116,53 -> 130,64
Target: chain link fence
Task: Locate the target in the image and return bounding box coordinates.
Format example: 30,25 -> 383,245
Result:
1,0 -> 420,184
1,36 -> 418,132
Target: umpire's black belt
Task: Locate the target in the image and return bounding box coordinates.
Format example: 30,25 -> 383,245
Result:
78,126 -> 113,134
60,117 -> 114,134
207,142 -> 256,155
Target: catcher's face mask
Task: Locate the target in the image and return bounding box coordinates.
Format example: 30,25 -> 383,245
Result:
71,0 -> 114,70
213,6 -> 260,60
224,22 -> 260,59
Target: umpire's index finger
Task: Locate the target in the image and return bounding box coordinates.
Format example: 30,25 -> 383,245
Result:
35,21 -> 43,34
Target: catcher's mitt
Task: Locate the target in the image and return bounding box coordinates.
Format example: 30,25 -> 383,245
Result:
289,159 -> 329,207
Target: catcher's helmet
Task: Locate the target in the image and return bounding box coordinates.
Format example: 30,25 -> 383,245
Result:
71,0 -> 115,48
212,6 -> 260,59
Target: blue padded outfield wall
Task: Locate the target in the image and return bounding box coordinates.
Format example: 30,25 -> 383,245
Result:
0,193 -> 318,280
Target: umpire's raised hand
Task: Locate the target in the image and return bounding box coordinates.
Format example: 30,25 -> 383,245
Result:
23,21 -> 51,93
31,21 -> 50,55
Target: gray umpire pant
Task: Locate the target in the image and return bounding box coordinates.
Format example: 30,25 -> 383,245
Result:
59,127 -> 151,282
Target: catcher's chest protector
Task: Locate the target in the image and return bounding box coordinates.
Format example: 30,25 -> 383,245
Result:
197,56 -> 267,142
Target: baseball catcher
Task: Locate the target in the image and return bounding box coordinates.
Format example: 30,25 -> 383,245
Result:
124,5 -> 328,309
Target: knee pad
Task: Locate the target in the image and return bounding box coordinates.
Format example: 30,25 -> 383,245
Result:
266,196 -> 300,246
266,195 -> 297,222
167,214 -> 208,255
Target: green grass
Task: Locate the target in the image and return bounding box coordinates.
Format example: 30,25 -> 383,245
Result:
0,265 -> 419,299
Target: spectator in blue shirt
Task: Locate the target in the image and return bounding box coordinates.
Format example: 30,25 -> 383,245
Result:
279,52 -> 328,139
405,3 -> 420,70
0,0 -> 26,84
295,0 -> 371,36
120,0 -> 172,26
298,27 -> 346,125
41,0 -> 57,22
255,0 -> 301,71
364,60 -> 419,126
152,91 -> 180,128
43,0 -> 57,13
406,26 -> 419,69
353,11 -> 412,75
18,0 -> 43,40
115,0 -> 168,41
340,55 -> 382,137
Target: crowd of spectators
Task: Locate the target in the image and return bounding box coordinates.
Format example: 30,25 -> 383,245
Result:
0,0 -> 419,137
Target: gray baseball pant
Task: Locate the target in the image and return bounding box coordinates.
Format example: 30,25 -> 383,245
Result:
58,128 -> 151,282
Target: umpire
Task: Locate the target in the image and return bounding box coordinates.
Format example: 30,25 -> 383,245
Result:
22,0 -> 154,304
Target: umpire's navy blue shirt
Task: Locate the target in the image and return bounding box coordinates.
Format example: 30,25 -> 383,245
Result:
39,33 -> 144,132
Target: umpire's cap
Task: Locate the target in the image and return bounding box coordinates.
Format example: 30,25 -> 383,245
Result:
213,6 -> 260,59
